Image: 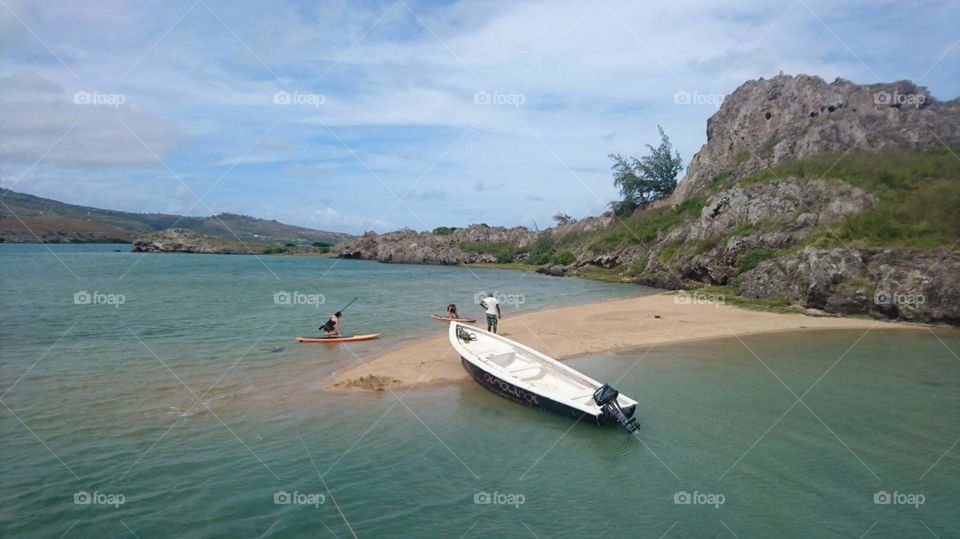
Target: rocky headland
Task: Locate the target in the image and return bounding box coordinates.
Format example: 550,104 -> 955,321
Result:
334,74 -> 960,324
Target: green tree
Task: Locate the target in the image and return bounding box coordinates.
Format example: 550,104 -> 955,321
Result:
552,212 -> 577,227
609,126 -> 683,215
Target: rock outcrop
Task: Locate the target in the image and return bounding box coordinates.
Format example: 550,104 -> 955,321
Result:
671,74 -> 960,204
132,229 -> 261,254
333,225 -> 536,264
737,248 -> 960,324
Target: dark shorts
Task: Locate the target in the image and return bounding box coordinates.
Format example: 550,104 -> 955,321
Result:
486,314 -> 498,327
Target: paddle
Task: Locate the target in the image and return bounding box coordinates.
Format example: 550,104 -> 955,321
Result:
339,297 -> 358,313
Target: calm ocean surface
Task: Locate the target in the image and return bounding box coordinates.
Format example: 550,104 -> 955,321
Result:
1,244 -> 957,538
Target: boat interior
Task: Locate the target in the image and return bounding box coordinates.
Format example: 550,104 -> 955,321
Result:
460,331 -> 610,412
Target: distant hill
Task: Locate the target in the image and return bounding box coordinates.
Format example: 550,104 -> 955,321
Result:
0,189 -> 353,245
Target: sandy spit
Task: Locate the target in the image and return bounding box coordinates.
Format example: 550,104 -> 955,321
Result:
324,293 -> 919,392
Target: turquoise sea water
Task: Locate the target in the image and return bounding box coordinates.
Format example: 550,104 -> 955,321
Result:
1,244 -> 958,538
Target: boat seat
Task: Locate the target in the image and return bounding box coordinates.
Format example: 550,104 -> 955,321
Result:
508,365 -> 541,377
520,368 -> 547,381
485,352 -> 517,368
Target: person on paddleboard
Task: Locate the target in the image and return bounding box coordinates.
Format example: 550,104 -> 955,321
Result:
447,304 -> 460,319
480,293 -> 501,333
320,311 -> 342,337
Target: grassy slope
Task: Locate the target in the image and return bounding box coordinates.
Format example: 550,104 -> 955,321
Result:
732,147 -> 960,250
457,148 -> 960,312
560,147 -> 960,259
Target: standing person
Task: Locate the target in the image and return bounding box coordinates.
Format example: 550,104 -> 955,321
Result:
480,293 -> 501,334
320,311 -> 342,337
447,304 -> 460,319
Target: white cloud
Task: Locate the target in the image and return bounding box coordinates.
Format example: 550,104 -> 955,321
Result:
310,207 -> 389,231
0,71 -> 178,167
0,0 -> 956,232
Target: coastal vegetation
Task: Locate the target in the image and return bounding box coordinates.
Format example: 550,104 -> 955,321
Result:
458,240 -> 517,263
608,126 -> 684,216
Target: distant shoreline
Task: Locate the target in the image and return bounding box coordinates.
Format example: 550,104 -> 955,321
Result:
324,293 -> 926,393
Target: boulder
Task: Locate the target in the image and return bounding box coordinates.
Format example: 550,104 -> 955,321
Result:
737,248 -> 960,324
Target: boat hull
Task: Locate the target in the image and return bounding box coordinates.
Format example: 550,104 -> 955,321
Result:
461,357 -> 633,426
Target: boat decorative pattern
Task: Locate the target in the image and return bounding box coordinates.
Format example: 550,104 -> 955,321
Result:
481,371 -> 540,406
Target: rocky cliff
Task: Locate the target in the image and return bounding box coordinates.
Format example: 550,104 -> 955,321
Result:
555,76 -> 960,324
671,74 -> 960,204
337,74 -> 960,325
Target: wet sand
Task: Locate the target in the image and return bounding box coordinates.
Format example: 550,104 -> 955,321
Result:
324,293 -> 918,392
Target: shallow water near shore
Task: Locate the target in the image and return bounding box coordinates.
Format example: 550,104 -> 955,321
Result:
1,244 -> 958,537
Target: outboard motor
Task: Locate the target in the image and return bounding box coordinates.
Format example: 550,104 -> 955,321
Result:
593,384 -> 640,434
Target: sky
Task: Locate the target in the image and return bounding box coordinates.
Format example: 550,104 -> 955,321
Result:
1,0 -> 958,234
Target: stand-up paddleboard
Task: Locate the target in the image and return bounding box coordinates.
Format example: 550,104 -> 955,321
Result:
296,334 -> 381,343
431,315 -> 478,323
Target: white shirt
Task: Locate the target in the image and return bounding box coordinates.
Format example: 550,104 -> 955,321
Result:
482,296 -> 499,315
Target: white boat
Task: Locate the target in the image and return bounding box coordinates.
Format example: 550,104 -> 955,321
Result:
449,322 -> 639,430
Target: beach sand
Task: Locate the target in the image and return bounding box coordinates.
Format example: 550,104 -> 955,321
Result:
325,293 -> 917,392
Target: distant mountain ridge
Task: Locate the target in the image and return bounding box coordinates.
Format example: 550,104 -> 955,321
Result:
0,189 -> 353,245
